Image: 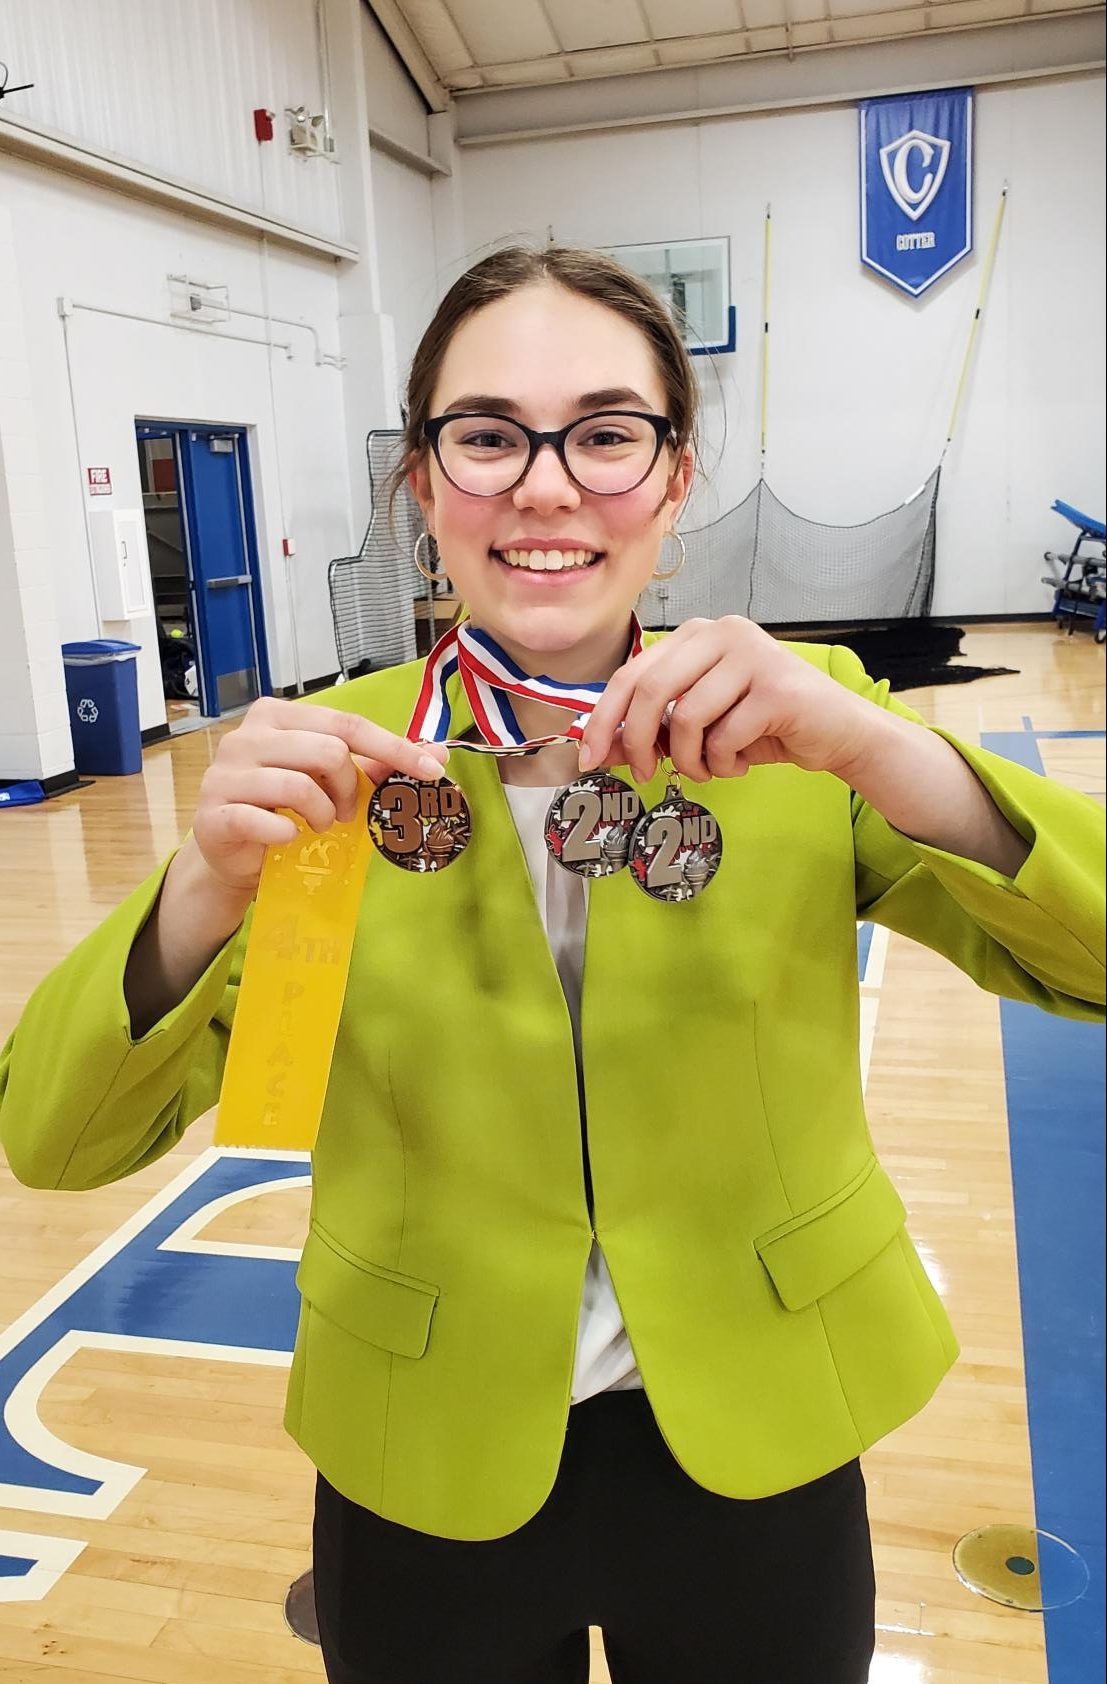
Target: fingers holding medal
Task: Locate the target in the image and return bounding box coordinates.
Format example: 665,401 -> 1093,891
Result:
581,615 -> 881,784
581,618 -> 747,786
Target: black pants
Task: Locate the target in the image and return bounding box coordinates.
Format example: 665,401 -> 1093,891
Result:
312,1388 -> 875,1684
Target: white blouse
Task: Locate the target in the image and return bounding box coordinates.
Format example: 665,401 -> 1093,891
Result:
501,783 -> 644,1405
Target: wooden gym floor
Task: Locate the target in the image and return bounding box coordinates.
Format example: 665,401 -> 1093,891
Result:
0,622 -> 1103,1683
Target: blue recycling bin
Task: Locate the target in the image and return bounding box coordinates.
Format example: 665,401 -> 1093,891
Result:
61,640 -> 143,775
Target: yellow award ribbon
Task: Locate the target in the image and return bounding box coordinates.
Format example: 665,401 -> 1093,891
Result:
215,768 -> 374,1152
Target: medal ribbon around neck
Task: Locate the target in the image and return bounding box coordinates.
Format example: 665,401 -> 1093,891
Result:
407,616 -> 645,754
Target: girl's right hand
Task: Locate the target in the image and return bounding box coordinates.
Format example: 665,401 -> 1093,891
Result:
190,696 -> 450,898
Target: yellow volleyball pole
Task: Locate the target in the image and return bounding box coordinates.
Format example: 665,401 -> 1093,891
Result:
760,203 -> 772,476
943,184 -> 1009,460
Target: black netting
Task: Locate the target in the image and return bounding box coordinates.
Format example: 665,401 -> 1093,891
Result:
328,430 -> 431,676
638,470 -> 939,629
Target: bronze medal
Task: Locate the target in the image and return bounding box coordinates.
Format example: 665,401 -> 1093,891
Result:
367,773 -> 472,872
629,779 -> 723,903
545,773 -> 643,878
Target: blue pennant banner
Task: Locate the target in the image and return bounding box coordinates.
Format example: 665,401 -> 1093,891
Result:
859,88 -> 973,297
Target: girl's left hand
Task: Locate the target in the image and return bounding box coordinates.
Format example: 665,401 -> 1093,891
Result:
579,616 -> 881,785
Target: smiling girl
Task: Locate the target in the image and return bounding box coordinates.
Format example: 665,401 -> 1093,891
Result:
2,246 -> 1103,1684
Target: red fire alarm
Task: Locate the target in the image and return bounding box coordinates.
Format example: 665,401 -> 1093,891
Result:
253,108 -> 275,143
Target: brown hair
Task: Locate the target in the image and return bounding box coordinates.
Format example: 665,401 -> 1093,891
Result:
387,244 -> 699,521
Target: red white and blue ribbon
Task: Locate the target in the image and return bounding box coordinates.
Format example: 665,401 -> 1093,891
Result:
407,617 -> 645,755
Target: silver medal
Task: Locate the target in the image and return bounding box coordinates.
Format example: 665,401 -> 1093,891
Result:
629,778 -> 723,903
544,772 -> 643,879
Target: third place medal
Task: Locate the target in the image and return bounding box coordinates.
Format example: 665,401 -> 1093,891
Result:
367,772 -> 472,873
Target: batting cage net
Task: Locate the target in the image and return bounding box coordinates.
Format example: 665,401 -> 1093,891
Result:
329,431 -> 424,678
638,470 -> 939,630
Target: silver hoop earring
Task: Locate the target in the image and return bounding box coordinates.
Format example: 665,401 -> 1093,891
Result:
413,531 -> 444,583
652,530 -> 686,583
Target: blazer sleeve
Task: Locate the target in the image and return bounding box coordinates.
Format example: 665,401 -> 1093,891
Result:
0,853 -> 249,1192
826,644 -> 1106,1022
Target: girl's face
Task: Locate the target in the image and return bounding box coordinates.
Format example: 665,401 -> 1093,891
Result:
410,282 -> 693,672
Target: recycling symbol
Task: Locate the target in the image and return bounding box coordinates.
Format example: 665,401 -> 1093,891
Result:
77,698 -> 99,724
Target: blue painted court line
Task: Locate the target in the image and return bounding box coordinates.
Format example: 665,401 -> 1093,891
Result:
0,1554 -> 35,1578
1020,718 -> 1106,740
984,726 -> 1106,1682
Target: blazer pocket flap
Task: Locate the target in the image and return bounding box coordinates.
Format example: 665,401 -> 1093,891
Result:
296,1222 -> 439,1358
754,1158 -> 906,1312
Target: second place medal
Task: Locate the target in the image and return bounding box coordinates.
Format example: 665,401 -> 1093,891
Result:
368,772 -> 472,872
545,772 -> 643,879
629,772 -> 723,903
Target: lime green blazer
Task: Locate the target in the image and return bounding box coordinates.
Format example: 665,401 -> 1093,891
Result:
2,643 -> 1104,1541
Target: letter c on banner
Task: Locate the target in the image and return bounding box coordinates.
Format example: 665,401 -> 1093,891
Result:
894,137 -> 934,209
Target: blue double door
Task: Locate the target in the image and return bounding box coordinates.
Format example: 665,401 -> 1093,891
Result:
136,422 -> 270,718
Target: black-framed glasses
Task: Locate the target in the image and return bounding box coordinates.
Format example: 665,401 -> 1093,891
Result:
422,410 -> 675,498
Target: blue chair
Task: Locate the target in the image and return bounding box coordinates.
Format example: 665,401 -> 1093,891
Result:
1042,500 -> 1106,642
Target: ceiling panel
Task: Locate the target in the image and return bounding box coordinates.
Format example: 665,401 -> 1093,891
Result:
379,0 -> 1105,93
443,0 -> 559,63
740,0 -> 791,24
830,0 -> 928,12
399,0 -> 475,73
931,0 -> 1034,17
549,0 -> 652,51
641,0 -> 745,37
832,5 -> 928,37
